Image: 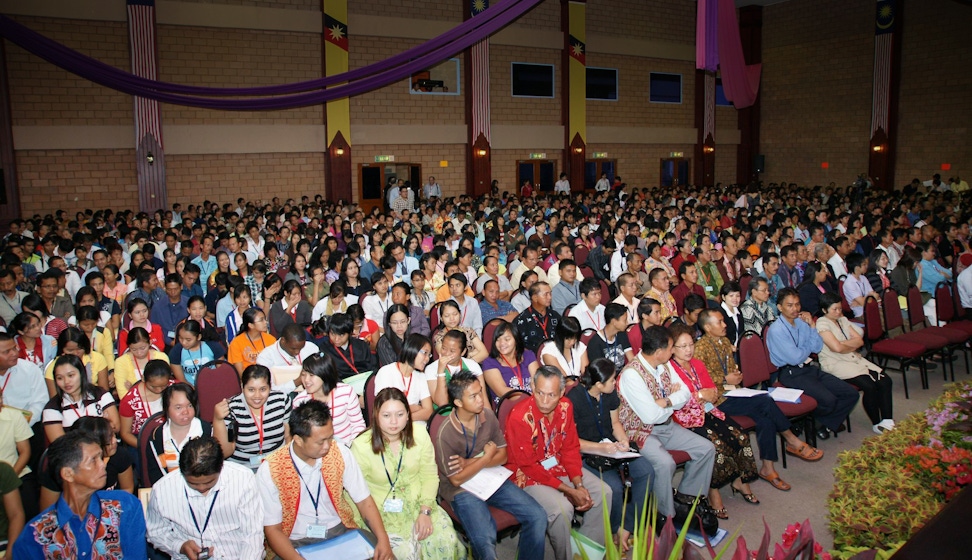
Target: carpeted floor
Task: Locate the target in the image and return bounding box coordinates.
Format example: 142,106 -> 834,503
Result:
491,354 -> 965,558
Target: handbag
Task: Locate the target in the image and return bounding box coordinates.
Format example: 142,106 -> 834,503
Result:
672,492 -> 720,536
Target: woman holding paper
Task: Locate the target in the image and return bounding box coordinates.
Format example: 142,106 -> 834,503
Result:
666,324 -> 759,520
350,387 -> 463,560
815,293 -> 894,434
567,358 -> 653,552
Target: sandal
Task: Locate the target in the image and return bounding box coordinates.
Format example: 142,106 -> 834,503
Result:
712,507 -> 729,520
759,472 -> 792,491
785,442 -> 824,462
731,482 -> 760,504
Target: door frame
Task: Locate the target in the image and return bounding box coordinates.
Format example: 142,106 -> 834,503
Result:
516,160 -> 557,193
358,162 -> 422,215
659,157 -> 690,187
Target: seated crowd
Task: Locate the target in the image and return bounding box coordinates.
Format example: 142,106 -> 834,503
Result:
1,176 -> 971,559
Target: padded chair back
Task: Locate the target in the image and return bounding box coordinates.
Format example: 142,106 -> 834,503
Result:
906,286 -> 928,329
276,266 -> 290,282
195,360 -> 243,423
574,246 -> 590,268
580,328 -> 597,346
496,389 -> 531,426
739,331 -> 771,386
563,304 -> 576,317
838,278 -> 852,315
739,274 -> 752,298
863,297 -> 885,342
882,289 -> 905,331
428,404 -> 453,435
936,282 -> 956,324
578,265 -> 594,279
483,318 -> 507,353
363,371 -> 378,427
430,303 -> 442,333
137,412 -> 166,487
599,280 -> 611,305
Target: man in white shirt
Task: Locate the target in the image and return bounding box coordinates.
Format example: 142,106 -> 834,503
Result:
448,274 -> 483,338
826,236 -> 852,278
554,172 -> 570,194
615,326 -> 715,518
387,242 -> 419,287
594,172 -> 610,193
147,436 -> 264,560
958,260 -> 972,311
423,176 -> 442,200
0,334 -> 47,426
546,243 -> 586,287
509,247 -> 547,292
361,274 -> 393,325
610,235 -> 638,283
258,401 -> 393,560
569,278 -> 605,332
256,324 -> 320,393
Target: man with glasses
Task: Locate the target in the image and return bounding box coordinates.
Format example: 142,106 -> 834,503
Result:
504,366 -> 609,560
386,241 -> 418,287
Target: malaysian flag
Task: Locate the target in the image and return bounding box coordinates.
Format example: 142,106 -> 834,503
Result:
871,0 -> 895,136
471,0 -> 490,143
127,0 -> 162,146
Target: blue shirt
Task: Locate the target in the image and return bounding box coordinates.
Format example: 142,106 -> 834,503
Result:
181,282 -> 204,300
168,341 -> 223,386
919,258 -> 951,294
14,490 -> 147,560
150,295 -> 189,346
480,298 -> 515,323
191,254 -> 218,293
766,317 -> 823,368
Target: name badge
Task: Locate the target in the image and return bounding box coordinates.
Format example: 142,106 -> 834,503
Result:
305,524 -> 329,538
541,456 -> 559,470
167,330 -> 176,339
249,455 -> 264,468
383,497 -> 404,513
705,286 -> 713,292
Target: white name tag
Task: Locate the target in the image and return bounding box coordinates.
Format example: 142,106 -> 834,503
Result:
541,456 -> 559,470
249,455 -> 264,468
305,524 -> 329,538
383,497 -> 404,513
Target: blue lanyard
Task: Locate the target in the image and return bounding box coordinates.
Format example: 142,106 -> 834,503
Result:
185,489 -> 220,542
290,453 -> 323,516
460,415 -> 480,459
380,446 -> 405,496
583,390 -> 606,439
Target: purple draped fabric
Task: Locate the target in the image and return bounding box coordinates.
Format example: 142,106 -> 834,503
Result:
0,0 -> 541,110
695,0 -> 761,109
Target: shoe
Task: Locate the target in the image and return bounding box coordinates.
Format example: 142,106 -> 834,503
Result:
873,424 -> 889,434
816,428 -> 831,440
758,472 -> 792,491
878,419 -> 896,430
712,507 -> 728,520
785,442 -> 825,462
731,482 -> 760,504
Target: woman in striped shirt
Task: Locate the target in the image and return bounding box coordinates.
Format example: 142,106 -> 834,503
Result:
290,353 -> 366,443
213,364 -> 290,470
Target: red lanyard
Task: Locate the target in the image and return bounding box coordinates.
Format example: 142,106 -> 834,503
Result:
501,355 -> 524,389
17,337 -> 43,365
586,309 -> 602,331
532,310 -> 549,338
335,344 -> 358,374
67,400 -> 88,420
249,404 -> 265,452
669,359 -> 704,392
277,346 -> 301,366
0,373 -> 11,394
397,364 -> 413,398
133,355 -> 145,381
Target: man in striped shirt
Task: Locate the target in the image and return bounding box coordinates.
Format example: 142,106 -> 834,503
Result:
147,436 -> 264,559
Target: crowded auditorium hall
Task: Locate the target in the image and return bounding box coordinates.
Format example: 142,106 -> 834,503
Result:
0,0 -> 969,558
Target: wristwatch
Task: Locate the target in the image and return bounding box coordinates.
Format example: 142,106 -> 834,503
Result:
420,507 -> 432,516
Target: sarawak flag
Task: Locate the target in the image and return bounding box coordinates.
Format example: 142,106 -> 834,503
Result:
324,14 -> 349,51
568,35 -> 586,66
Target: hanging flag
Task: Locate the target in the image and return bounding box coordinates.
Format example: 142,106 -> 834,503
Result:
324,13 -> 349,52
470,0 -> 490,143
567,1 -> 586,147
568,34 -> 586,66
871,0 -> 895,136
127,0 -> 162,146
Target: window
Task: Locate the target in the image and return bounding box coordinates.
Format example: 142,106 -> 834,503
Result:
511,63 -> 555,98
715,78 -> 733,107
649,72 -> 682,104
409,58 -> 460,96
586,67 -> 618,101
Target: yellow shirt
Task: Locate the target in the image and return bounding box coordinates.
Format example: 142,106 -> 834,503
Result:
89,328 -> 115,372
44,352 -> 110,385
113,350 -> 170,393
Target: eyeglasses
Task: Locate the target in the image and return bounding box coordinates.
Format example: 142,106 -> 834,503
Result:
418,349 -> 432,356
674,342 -> 696,349
389,320 -> 410,327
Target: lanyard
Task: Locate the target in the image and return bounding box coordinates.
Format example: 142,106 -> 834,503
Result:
277,346 -> 301,366
0,293 -> 18,314
248,404 -> 265,453
501,354 -> 524,389
246,332 -> 267,353
532,309 -> 550,338
290,453 -> 323,517
67,397 -> 88,420
133,355 -> 145,381
186,489 -> 220,544
380,446 -> 405,496
586,309 -> 602,330
583,391 -> 606,439
0,372 -> 11,393
397,364 -> 413,398
459,414 -> 480,459
335,344 -> 358,374
669,359 -> 704,392
537,414 -> 557,458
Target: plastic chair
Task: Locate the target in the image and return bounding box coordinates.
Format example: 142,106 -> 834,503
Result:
137,412 -> 167,487
195,360 -> 243,423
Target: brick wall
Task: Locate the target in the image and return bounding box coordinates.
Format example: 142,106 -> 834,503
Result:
894,0 -> 972,184
187,0 -> 318,10
588,0 -> 695,44
351,144 -> 467,202
583,143 -> 697,188
16,149 -> 138,217
586,52 -> 695,128
348,0 -> 462,22
490,44 -> 561,125
760,0 -> 874,186
6,17 -> 131,126
166,152 -> 327,205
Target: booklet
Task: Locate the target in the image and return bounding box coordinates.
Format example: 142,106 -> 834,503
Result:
768,387 -> 804,403
460,465 -> 513,501
296,529 -> 376,560
723,388 -> 769,398
344,371 -> 373,396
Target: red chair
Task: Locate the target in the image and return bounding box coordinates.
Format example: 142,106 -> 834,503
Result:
882,289 -> 950,380
837,277 -> 853,316
496,389 -> 531,422
195,360 -> 243,423
482,318 -> 508,353
863,297 -> 929,398
738,331 -> 818,464
574,246 -> 590,269
363,371 -> 378,427
667,450 -> 690,465
936,282 -> 972,335
739,274 -> 752,298
905,286 -> 967,381
580,328 -> 597,346
599,280 -> 611,306
430,302 -> 442,333
275,266 -> 290,282
578,264 -> 595,279
137,412 -> 167,487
